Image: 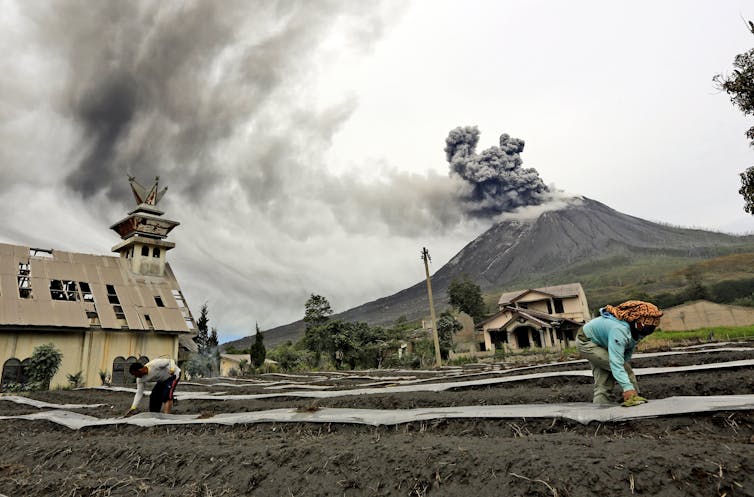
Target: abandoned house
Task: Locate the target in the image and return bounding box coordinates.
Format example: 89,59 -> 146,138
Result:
0,177 -> 197,389
477,283 -> 591,351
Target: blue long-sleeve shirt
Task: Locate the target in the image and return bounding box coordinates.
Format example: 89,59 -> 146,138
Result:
582,309 -> 637,391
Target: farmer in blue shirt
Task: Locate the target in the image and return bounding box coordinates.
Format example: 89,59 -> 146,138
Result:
577,300 -> 663,406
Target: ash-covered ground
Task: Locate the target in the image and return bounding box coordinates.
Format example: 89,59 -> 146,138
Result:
2,344 -> 754,496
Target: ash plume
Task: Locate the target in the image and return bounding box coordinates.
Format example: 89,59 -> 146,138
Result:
18,0 -> 395,204
445,126 -> 549,217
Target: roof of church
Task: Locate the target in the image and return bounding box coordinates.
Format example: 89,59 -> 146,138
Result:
0,242 -> 194,333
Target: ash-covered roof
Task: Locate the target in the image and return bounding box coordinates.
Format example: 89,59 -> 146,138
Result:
497,283 -> 584,306
0,243 -> 194,333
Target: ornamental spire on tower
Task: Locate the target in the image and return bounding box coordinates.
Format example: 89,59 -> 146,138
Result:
128,175 -> 168,206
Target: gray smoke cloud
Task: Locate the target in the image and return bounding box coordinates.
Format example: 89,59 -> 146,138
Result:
17,0 -> 396,205
0,1 -> 562,339
445,126 -> 549,217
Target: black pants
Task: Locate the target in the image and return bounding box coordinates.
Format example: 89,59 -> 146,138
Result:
149,375 -> 178,412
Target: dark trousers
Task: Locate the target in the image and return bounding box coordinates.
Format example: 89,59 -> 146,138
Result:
149,375 -> 178,412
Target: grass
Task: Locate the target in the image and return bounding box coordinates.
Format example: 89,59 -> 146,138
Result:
649,325 -> 754,343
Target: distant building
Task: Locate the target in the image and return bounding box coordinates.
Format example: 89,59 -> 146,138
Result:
477,283 -> 590,351
0,177 -> 196,388
660,300 -> 754,331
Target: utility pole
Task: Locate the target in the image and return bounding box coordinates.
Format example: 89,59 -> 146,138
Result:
421,247 -> 442,368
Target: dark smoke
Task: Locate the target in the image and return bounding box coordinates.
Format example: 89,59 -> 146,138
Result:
445,126 -> 549,217
20,1 -> 392,205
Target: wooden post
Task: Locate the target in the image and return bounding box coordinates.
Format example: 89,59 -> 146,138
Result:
421,247 -> 442,368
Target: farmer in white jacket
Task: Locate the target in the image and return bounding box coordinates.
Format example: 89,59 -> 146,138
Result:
125,358 -> 181,415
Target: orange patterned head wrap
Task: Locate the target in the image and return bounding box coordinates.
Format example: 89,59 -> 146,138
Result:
604,300 -> 663,327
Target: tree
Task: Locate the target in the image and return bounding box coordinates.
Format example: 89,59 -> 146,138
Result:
194,302 -> 210,354
303,294 -> 334,364
714,20 -> 754,211
208,327 -> 219,350
447,277 -> 486,323
27,343 -> 62,390
250,323 -> 267,368
436,311 -> 463,359
304,294 -> 333,330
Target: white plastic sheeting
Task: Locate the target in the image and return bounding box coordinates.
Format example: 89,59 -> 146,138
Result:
70,359 -> 754,402
0,396 -> 104,409
2,395 -> 753,430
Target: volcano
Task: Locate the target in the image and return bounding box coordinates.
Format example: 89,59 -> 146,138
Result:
225,196 -> 754,348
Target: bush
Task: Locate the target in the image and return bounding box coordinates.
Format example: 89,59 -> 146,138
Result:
66,371 -> 83,389
26,343 -> 62,390
98,370 -> 110,386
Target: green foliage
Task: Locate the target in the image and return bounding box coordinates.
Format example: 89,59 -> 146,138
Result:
714,20 -> 754,211
194,303 -> 210,354
208,327 -> 219,349
436,311 -> 462,359
267,342 -> 316,371
184,352 -> 216,378
304,294 -> 333,330
448,277 -> 486,322
648,325 -> 754,343
27,343 -> 62,390
66,371 -> 83,389
250,323 -> 267,368
714,20 -> 754,146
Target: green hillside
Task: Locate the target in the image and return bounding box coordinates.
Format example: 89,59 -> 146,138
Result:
485,251 -> 754,316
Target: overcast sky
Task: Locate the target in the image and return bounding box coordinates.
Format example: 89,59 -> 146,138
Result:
1,0 -> 753,342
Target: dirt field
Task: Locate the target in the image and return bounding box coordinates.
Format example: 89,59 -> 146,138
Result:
2,345 -> 754,496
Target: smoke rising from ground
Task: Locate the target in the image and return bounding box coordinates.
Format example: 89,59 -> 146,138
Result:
445,126 -> 549,217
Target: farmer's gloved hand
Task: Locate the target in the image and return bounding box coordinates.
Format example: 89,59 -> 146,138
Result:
622,390 -> 638,401
621,391 -> 648,407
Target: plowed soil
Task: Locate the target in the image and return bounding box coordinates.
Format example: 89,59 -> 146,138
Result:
2,345 -> 754,497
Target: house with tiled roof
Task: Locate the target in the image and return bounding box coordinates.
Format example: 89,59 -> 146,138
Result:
0,177 -> 196,388
477,283 -> 590,351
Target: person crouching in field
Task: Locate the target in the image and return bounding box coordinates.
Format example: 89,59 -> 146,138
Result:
125,358 -> 181,416
576,300 -> 663,406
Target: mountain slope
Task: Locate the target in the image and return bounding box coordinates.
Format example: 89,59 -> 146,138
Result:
225,197 -> 754,349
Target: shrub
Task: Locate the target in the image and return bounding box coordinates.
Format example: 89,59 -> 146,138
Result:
66,371 -> 83,389
26,343 -> 62,390
98,370 -> 110,386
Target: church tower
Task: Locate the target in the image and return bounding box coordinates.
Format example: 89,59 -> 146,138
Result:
110,176 -> 179,277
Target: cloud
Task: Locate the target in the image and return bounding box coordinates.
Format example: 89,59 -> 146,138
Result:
0,1 -> 559,340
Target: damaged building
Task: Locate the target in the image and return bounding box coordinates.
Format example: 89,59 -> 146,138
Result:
477,283 -> 590,351
0,177 -> 197,389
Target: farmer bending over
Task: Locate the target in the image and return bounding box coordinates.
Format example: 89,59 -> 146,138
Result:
125,357 -> 181,416
577,300 -> 663,406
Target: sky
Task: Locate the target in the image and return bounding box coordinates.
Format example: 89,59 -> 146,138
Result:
1,0 -> 753,342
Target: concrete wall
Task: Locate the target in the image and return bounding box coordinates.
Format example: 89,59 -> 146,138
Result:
1,329 -> 178,388
661,300 -> 754,331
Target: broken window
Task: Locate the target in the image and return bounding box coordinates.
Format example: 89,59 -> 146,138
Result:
106,285 -> 120,305
153,247 -> 160,258
79,282 -> 94,302
172,289 -> 196,329
113,305 -> 126,320
144,314 -> 154,330
17,262 -> 32,299
554,298 -> 564,314
141,246 -> 149,257
49,280 -> 79,301
78,282 -> 99,325
154,296 -> 164,307
29,248 -> 53,258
